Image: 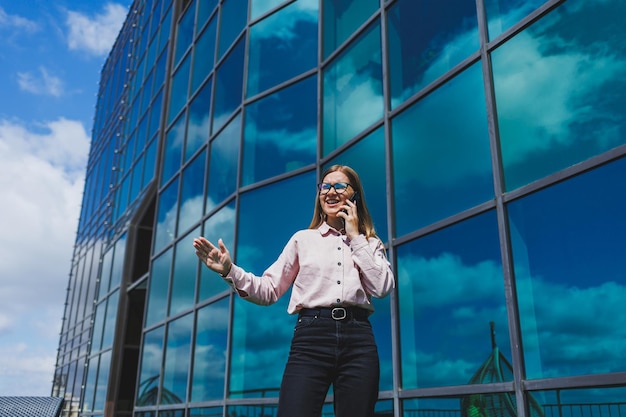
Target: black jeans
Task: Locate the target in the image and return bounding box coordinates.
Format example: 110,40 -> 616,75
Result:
276,309 -> 380,417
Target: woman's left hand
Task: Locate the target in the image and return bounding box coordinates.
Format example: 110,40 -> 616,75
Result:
340,199 -> 359,239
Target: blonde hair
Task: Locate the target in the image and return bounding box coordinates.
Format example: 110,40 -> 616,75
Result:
309,165 -> 378,240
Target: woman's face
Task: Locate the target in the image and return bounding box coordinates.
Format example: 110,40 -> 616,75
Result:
319,170 -> 355,222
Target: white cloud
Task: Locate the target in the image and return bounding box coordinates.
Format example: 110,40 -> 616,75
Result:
0,6 -> 39,32
17,66 -> 64,97
0,117 -> 90,395
66,3 -> 128,56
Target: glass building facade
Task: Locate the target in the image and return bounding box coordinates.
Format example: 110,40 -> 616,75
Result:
52,0 -> 626,416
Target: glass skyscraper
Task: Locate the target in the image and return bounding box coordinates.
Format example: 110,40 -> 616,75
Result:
53,0 -> 626,416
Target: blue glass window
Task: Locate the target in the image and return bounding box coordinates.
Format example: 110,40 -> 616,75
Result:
212,38 -> 245,134
145,249 -> 172,328
217,0 -> 248,61
509,157 -> 626,379
247,0 -> 318,97
207,114 -> 240,211
170,228 -> 200,317
161,114 -> 185,186
178,153 -> 206,234
174,0 -> 196,65
168,54 -> 191,124
484,0 -> 547,40
154,177 -> 179,252
392,63 -> 492,236
323,21 -> 383,155
191,16 -> 217,94
397,211 -> 511,389
199,202 -> 235,301
185,80 -> 212,162
250,0 -> 286,21
136,326 -> 165,406
322,0 -> 378,59
161,313 -> 193,404
387,0 -> 480,109
243,76 -> 317,186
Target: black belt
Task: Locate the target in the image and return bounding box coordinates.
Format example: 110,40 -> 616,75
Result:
299,307 -> 371,321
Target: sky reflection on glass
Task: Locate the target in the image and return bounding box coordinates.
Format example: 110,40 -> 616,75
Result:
322,0 -> 377,59
199,202 -> 235,301
161,313 -> 194,404
136,326 -> 165,406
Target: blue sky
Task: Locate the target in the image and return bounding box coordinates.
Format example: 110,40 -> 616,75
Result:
0,0 -> 130,396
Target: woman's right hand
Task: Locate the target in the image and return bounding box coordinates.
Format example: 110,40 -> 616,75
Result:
193,237 -> 232,277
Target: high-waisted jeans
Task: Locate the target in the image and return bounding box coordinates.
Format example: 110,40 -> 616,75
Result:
276,310 -> 380,417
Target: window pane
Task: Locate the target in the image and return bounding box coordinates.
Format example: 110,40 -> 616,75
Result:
199,202 -> 235,301
508,157 -> 626,379
174,0 -> 195,65
402,393 -> 522,417
212,38 -> 245,134
145,249 -> 172,328
492,0 -> 626,191
161,313 -> 194,404
250,0 -> 285,21
100,289 -> 120,350
196,0 -> 218,36
185,82 -> 211,163
92,351 -> 111,412
191,17 -> 217,94
529,386 -> 626,417
136,326 -> 165,406
397,211 -> 511,389
323,21 -> 383,155
247,0 -> 318,97
191,298 -> 229,401
168,54 -> 191,124
207,114 -> 240,210
392,63 -> 492,236
387,0 -> 479,109
485,0 -> 547,40
322,0 -> 378,59
243,76 -> 317,186
178,152 -> 206,234
217,0 -> 248,61
230,171 -> 315,398
170,228 -> 200,317
323,126 -> 388,243
154,177 -> 179,252
161,114 -> 185,186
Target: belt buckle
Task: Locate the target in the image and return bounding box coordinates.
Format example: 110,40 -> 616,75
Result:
331,307 -> 347,320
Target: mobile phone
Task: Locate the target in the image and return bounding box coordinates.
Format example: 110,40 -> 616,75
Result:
342,192 -> 359,214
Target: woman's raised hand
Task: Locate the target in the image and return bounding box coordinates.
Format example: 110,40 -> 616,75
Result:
193,236 -> 232,277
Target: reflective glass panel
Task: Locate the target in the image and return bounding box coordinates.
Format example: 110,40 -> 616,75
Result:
82,356 -> 98,412
247,0 -> 318,97
186,80 -> 212,162
323,126 -> 388,242
161,313 -> 193,404
243,76 -> 317,186
250,0 -> 285,20
154,177 -> 179,253
136,326 -> 165,406
197,1 -> 218,33
191,297 -> 229,401
322,0 -> 378,59
528,386 -> 626,417
168,54 -> 191,124
92,351 -> 111,412
100,289 -> 120,349
392,63 -> 492,237
199,202 -> 235,301
109,235 -> 126,289
212,38 -> 245,134
387,0 -> 479,110
207,114 -> 240,210
190,407 -> 223,417
178,152 -> 206,234
191,17 -> 217,94
492,0 -> 626,191
402,393 -> 519,417
217,0 -> 248,61
91,301 -> 105,351
508,157 -> 626,379
161,114 -> 185,186
323,21 -> 383,155
485,0 -> 547,40
145,249 -> 172,328
230,171 -> 315,398
397,211 -> 511,389
174,0 -> 195,65
170,228 -> 200,316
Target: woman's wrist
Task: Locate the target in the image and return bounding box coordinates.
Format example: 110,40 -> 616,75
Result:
220,263 -> 232,277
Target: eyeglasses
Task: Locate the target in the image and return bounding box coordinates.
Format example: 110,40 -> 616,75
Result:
318,182 -> 352,194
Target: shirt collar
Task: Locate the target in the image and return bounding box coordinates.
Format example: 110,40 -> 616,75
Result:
319,221 -> 344,236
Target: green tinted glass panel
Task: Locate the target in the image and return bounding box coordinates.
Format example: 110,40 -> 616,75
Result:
247,0 -> 318,97
168,54 -> 191,124
230,171 -> 315,398
387,0 -> 480,109
191,17 -> 217,94
323,126 -> 388,242
217,0 -> 248,60
397,211 -> 511,389
191,297 -> 229,401
207,114 -> 240,210
145,249 -> 172,328
243,76 -> 317,186
392,63 -> 492,236
485,0 -> 547,40
322,0 -> 378,59
186,80 -> 212,162
170,228 -> 200,317
323,22 -> 383,155
136,326 -> 165,406
212,38 -> 245,134
161,114 -> 185,186
154,177 -> 179,253
509,157 -> 626,379
179,152 -> 206,234
199,202 -> 235,301
161,313 -> 193,404
492,0 -> 626,191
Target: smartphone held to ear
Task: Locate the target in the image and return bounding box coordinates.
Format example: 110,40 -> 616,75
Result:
341,192 -> 359,214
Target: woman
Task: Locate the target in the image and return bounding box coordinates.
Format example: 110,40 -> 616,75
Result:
193,165 -> 395,417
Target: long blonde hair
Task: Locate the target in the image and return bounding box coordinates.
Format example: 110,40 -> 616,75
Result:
309,165 -> 378,239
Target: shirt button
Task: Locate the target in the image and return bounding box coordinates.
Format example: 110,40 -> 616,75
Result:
336,299 -> 341,303
337,247 -> 341,250
337,262 -> 342,266
337,280 -> 341,284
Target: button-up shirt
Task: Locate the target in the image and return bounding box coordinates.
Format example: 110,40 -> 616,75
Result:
222,222 -> 395,314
